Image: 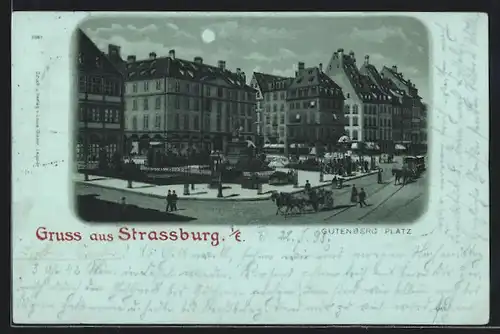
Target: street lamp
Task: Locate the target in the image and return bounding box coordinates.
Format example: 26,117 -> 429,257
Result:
216,152 -> 224,198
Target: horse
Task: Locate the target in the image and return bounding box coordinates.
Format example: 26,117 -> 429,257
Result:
270,192 -> 306,216
392,168 -> 412,185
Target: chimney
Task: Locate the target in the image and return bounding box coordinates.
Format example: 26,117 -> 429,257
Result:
349,50 -> 355,58
108,44 -> 121,57
127,55 -> 136,63
319,63 -> 323,72
217,60 -> 226,70
337,48 -> 344,67
149,52 -> 157,60
236,68 -> 242,76
194,56 -> 203,64
364,55 -> 369,65
241,72 -> 246,83
168,49 -> 175,59
298,62 -> 305,71
392,65 -> 398,72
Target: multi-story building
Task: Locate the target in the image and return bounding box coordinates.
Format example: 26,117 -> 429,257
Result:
75,29 -> 125,165
123,49 -> 257,155
286,62 -> 345,154
250,72 -> 293,145
381,65 -> 426,154
325,49 -> 394,152
358,55 -> 398,153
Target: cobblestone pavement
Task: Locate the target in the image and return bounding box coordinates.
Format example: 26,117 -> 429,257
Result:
75,167 -> 427,225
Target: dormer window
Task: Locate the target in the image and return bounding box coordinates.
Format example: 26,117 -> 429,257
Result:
95,56 -> 101,68
78,52 -> 84,64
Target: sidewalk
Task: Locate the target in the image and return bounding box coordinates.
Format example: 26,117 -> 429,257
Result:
73,169 -> 379,202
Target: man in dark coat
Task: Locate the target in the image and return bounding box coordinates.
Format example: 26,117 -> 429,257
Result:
358,188 -> 368,207
166,190 -> 172,212
172,190 -> 178,211
377,168 -> 383,184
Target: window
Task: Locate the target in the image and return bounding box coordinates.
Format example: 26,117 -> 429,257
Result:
280,92 -> 285,100
91,77 -> 102,94
144,81 -> 149,91
204,115 -> 211,131
91,108 -> 99,122
193,98 -> 199,110
246,119 -> 252,132
143,98 -> 149,110
184,96 -> 190,109
193,84 -> 199,93
133,83 -> 138,93
155,114 -> 161,128
156,80 -> 162,90
193,115 -> 200,130
344,104 -> 350,114
132,99 -> 138,110
280,114 -> 285,124
79,76 -> 87,92
273,92 -> 278,100
186,83 -> 190,93
132,116 -> 137,130
240,104 -> 245,116
206,86 -> 211,97
78,52 -> 84,65
352,130 -> 358,140
216,110 -> 222,131
79,107 -> 85,121
183,115 -> 189,130
247,104 -> 252,117
353,105 -> 359,114
352,116 -> 359,126
143,115 -> 149,129
217,87 -> 223,98
104,109 -> 110,122
95,56 -> 102,68
273,104 -> 277,112
240,91 -> 245,101
175,96 -> 180,109
265,94 -> 270,101
175,81 -> 180,92
280,104 -> 285,112
155,97 -> 161,109
175,114 -> 180,129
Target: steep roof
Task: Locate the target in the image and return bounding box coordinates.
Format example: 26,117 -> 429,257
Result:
252,72 -> 293,93
125,56 -> 255,91
341,58 -> 389,103
288,67 -> 344,99
77,29 -> 123,76
382,66 -> 423,100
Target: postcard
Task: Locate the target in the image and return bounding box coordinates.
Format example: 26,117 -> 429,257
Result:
12,11 -> 489,325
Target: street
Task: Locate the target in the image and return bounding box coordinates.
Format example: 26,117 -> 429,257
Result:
75,167 -> 427,224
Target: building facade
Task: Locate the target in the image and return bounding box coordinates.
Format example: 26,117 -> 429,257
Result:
325,49 -> 394,152
285,62 -> 345,155
76,29 -> 125,165
381,65 -> 426,154
250,72 -> 293,145
123,49 -> 257,155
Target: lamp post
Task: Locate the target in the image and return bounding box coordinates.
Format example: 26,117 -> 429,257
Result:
216,152 -> 224,198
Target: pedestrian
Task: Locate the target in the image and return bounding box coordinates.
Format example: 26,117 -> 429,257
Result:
305,180 -> 311,192
166,190 -> 172,212
377,168 -> 383,184
350,185 -> 358,204
172,190 -> 178,211
364,160 -> 369,173
358,188 -> 368,207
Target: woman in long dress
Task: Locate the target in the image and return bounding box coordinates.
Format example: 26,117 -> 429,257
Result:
350,185 -> 358,204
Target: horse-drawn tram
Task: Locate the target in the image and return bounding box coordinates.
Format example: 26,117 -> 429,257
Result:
271,188 -> 334,217
391,155 -> 426,185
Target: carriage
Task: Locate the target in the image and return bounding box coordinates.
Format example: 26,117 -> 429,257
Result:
270,188 -> 334,217
403,156 -> 425,176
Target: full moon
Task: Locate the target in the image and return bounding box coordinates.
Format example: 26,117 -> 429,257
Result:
201,29 -> 216,43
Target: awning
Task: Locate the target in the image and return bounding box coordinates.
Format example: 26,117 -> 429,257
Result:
395,144 -> 406,150
338,135 -> 351,143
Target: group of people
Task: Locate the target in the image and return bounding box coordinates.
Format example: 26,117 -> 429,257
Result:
165,190 -> 179,212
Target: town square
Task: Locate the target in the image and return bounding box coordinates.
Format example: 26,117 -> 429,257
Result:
74,16 -> 428,223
